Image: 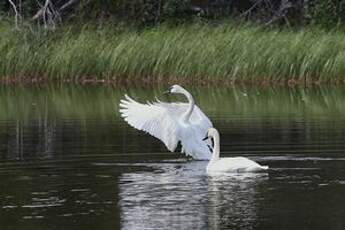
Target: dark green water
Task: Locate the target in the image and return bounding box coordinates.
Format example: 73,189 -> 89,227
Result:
1,85 -> 345,230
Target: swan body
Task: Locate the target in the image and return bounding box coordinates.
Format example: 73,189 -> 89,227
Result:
207,157 -> 268,173
204,128 -> 268,173
119,85 -> 213,160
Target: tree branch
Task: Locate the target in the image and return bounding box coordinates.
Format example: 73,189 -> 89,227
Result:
7,0 -> 21,30
240,0 -> 263,18
59,0 -> 79,11
32,0 -> 61,29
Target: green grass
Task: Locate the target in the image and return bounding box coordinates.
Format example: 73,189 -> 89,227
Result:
1,22 -> 345,84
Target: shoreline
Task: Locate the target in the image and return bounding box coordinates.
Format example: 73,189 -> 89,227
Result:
1,75 -> 345,87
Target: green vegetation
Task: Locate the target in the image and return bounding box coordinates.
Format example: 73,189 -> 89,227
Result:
3,1 -> 345,28
309,0 -> 345,28
2,85 -> 345,122
1,22 -> 345,84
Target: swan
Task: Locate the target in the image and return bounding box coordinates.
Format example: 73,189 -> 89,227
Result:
119,85 -> 213,160
203,128 -> 269,173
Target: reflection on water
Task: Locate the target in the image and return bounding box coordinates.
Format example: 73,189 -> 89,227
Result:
119,162 -> 209,230
207,173 -> 268,230
119,162 -> 267,230
1,85 -> 345,230
2,85 -> 345,121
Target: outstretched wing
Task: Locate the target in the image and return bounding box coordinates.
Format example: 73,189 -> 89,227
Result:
189,104 -> 213,130
151,100 -> 213,160
119,95 -> 180,152
155,100 -> 213,131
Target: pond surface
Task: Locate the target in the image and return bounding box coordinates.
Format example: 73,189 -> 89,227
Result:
1,85 -> 345,230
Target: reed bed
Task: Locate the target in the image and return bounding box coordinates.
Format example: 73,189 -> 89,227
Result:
1,22 -> 345,84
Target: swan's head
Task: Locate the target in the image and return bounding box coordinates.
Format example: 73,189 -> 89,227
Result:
202,128 -> 219,141
165,84 -> 186,94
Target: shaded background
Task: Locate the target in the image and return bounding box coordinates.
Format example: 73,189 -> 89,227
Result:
1,0 -> 344,28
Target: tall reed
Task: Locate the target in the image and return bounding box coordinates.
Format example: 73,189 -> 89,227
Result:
1,22 -> 345,83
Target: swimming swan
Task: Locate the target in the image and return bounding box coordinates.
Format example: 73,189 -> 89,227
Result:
119,85 -> 213,160
203,128 -> 269,173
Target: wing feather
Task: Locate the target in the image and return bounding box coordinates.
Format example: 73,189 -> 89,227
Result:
119,95 -> 180,152
154,100 -> 213,130
119,95 -> 213,158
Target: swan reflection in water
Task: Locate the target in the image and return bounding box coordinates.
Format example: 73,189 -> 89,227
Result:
118,161 -> 268,230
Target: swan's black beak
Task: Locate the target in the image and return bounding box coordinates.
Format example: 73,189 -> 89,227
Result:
163,86 -> 172,95
202,136 -> 209,141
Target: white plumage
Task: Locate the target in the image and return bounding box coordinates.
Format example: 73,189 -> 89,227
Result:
204,128 -> 269,173
119,85 -> 213,160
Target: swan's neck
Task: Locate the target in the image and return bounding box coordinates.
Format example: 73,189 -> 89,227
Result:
181,89 -> 195,123
210,133 -> 220,162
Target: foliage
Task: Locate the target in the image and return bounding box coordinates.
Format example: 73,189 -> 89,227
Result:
162,0 -> 193,22
309,0 -> 345,28
1,22 -> 345,83
2,0 -> 345,28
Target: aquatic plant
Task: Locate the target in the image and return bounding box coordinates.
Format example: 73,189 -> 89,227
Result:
1,22 -> 345,84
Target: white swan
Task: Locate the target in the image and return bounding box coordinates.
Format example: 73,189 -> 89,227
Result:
119,85 -> 213,160
203,128 -> 269,173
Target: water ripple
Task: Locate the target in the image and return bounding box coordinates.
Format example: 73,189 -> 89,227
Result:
119,162 -> 268,230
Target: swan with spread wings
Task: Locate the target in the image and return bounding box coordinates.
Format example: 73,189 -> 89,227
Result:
119,85 -> 213,160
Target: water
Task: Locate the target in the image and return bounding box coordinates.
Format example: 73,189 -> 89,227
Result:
1,85 -> 345,230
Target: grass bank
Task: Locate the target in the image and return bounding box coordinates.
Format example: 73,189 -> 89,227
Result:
1,22 -> 345,85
